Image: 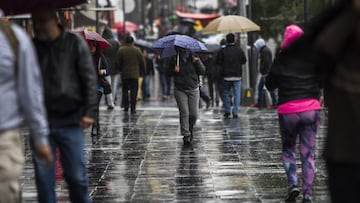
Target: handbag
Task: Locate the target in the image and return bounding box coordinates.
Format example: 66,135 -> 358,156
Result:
102,77 -> 112,94
98,57 -> 112,94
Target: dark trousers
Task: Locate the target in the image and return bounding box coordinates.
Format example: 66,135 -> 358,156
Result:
327,161 -> 360,203
122,78 -> 138,111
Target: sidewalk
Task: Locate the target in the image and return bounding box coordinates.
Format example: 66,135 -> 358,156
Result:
20,100 -> 330,202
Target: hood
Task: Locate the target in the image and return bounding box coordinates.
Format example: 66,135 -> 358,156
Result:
281,24 -> 304,49
102,27 -> 114,39
253,38 -> 265,51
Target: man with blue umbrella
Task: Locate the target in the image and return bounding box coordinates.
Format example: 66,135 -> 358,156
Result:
152,34 -> 207,144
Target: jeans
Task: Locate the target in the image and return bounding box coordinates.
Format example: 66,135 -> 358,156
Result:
223,80 -> 242,115
279,110 -> 320,197
142,75 -> 151,98
257,76 -> 277,105
159,73 -> 172,96
32,127 -> 90,203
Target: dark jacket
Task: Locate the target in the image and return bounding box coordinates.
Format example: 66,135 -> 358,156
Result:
168,54 -> 206,91
215,44 -> 246,78
259,46 -> 272,75
102,28 -> 120,75
93,53 -> 110,88
265,46 -> 322,105
115,44 -> 146,79
312,1 -> 360,163
33,30 -> 98,126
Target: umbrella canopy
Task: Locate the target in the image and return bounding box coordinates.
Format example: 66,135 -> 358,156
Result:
151,34 -> 208,58
202,15 -> 260,34
0,0 -> 86,16
73,28 -> 111,50
114,21 -> 139,34
134,39 -> 155,53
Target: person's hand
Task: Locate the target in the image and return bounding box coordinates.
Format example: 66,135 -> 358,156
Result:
98,69 -> 106,75
175,65 -> 180,73
35,144 -> 52,165
80,116 -> 94,129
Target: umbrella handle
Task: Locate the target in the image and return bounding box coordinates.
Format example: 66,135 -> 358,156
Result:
177,52 -> 179,66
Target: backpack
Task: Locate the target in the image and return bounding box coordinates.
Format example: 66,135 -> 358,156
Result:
0,20 -> 19,75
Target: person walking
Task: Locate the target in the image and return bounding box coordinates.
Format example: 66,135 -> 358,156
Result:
115,36 -> 146,114
168,46 -> 206,145
88,40 -> 111,140
142,49 -> 154,100
0,11 -> 52,203
265,24 -> 322,203
102,27 -> 119,109
155,57 -> 173,100
311,0 -> 360,202
216,33 -> 247,118
31,4 -> 98,203
251,38 -> 277,109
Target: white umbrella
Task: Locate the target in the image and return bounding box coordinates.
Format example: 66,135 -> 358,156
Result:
202,15 -> 260,34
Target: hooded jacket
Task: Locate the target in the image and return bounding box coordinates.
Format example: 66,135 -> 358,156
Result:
265,25 -> 322,105
254,38 -> 272,75
102,28 -> 120,75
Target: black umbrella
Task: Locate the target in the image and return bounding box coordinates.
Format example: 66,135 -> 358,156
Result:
0,0 -> 86,15
134,39 -> 155,53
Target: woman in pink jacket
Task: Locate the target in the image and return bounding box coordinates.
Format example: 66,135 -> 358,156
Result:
266,25 -> 322,203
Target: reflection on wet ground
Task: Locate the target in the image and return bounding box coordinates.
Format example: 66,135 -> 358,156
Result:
21,99 -> 330,202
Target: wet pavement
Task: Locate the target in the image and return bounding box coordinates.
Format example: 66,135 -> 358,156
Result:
20,98 -> 330,203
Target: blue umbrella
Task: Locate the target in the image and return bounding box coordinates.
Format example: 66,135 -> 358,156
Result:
152,34 -> 208,58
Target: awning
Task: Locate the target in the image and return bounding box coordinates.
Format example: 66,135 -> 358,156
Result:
175,10 -> 220,27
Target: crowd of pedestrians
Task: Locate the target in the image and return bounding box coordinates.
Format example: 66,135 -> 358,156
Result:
1,1 -> 360,203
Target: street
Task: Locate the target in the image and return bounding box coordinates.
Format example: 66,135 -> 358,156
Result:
20,98 -> 330,203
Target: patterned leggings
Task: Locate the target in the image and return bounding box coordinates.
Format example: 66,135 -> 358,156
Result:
279,110 -> 320,197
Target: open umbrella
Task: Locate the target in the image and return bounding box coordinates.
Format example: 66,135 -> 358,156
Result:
0,0 -> 86,16
134,39 -> 155,53
114,21 -> 139,34
73,28 -> 111,50
152,34 -> 208,58
202,15 -> 260,34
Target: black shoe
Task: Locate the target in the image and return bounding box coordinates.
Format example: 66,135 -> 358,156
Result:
131,110 -> 136,114
124,108 -> 129,112
223,112 -> 230,119
183,136 -> 192,145
285,186 -> 300,202
107,106 -> 114,110
302,196 -> 312,203
232,114 -> 238,118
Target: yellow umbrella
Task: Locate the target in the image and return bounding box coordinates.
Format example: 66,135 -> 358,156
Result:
202,15 -> 260,34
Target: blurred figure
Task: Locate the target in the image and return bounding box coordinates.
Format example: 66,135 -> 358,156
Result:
155,57 -> 173,100
216,33 -> 247,119
168,46 -> 206,145
312,1 -> 360,202
0,11 -> 52,203
251,38 -> 277,109
31,4 -> 97,203
102,27 -> 120,109
142,49 -> 154,100
200,52 -> 222,107
88,40 -> 110,140
115,36 -> 146,114
266,24 -> 322,203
